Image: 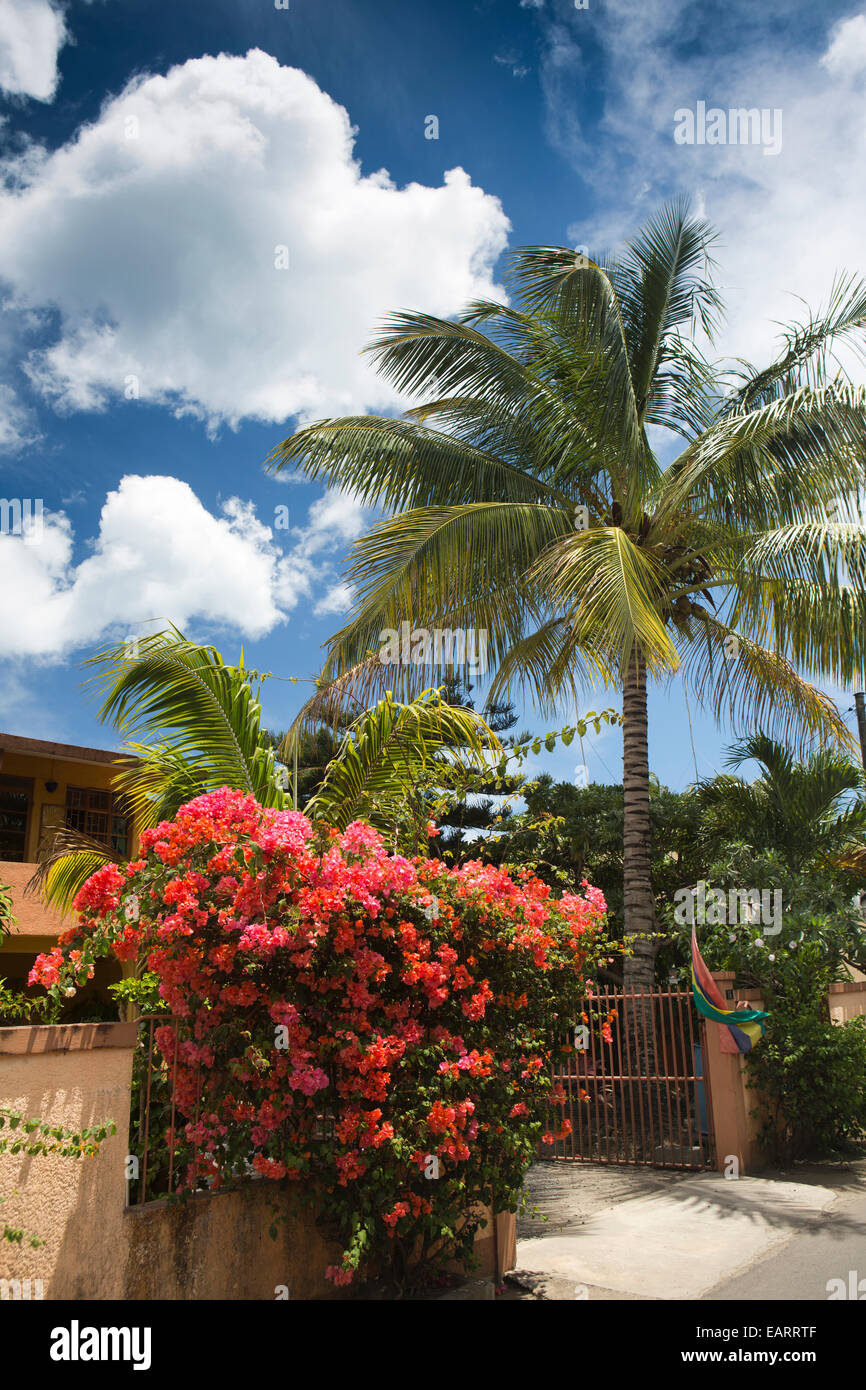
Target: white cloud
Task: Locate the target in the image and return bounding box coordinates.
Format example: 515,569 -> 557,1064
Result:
821,13 -> 866,80
0,474 -> 371,658
0,0 -> 67,101
0,49 -> 509,432
297,489 -> 368,555
493,53 -> 530,78
0,381 -> 40,450
551,1 -> 866,379
313,582 -> 354,617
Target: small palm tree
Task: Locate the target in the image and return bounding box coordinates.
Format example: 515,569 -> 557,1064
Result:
269,198 -> 866,986
303,687 -> 504,854
694,731 -> 866,875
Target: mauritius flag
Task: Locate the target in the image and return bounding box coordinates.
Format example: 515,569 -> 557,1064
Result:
691,928 -> 768,1053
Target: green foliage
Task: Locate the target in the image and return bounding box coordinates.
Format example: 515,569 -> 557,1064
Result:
693,732 -> 866,875
304,687 -> 506,853
429,675 -> 524,850
261,723 -> 347,808
0,977 -> 62,1026
746,1000 -> 866,1163
0,881 -> 14,941
666,846 -> 866,989
108,972 -> 168,1016
667,845 -> 866,1160
0,1106 -> 115,1159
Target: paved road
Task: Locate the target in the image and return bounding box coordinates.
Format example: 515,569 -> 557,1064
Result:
510,1160 -> 866,1301
704,1182 -> 866,1300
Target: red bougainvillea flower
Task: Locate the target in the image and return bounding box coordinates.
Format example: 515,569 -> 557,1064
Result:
30,785 -> 610,1289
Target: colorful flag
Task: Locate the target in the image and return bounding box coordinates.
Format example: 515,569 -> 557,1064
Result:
690,928 -> 768,1053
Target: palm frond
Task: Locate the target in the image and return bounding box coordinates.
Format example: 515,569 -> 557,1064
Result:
305,690 -> 504,842
27,827 -> 123,916
85,628 -> 286,808
531,526 -> 679,677
678,615 -> 856,755
724,272 -> 866,411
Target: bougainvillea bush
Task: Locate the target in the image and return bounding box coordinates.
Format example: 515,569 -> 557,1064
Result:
31,787 -> 610,1289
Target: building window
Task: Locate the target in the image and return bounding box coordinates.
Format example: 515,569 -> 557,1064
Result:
65,786 -> 130,856
0,776 -> 32,861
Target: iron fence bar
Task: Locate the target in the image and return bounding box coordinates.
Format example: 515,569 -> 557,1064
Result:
668,990 -> 687,1162
657,987 -> 677,1165
697,1017 -> 717,1169
609,988 -> 629,1165
680,982 -> 702,1164
167,1020 -> 179,1195
637,988 -> 656,1163
586,990 -> 604,1163
138,1016 -> 155,1206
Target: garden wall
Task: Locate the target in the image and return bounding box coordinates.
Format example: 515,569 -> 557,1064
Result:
1,1024 -> 514,1300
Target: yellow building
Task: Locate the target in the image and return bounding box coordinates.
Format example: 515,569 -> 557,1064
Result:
0,732 -> 137,1008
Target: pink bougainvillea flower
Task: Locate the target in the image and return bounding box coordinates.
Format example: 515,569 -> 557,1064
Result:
28,784 -> 608,1291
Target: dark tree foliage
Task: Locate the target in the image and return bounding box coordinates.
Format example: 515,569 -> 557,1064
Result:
467,774 -> 704,960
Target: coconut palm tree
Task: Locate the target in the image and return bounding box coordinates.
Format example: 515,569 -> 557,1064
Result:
268,198 -> 866,987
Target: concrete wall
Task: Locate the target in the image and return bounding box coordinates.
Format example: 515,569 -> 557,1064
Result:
0,1022 -> 135,1299
124,1184 -> 347,1301
829,980 -> 866,1024
1,1023 -> 515,1300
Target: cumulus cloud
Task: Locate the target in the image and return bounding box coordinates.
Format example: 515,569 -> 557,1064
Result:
297,489 -> 368,556
0,0 -> 67,101
0,474 -> 371,658
0,49 -> 509,432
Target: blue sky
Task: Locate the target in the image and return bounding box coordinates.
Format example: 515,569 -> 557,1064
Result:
1,0 -> 866,789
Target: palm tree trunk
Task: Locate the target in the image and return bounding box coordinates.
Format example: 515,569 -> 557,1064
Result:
622,654 -> 657,989
619,654 -> 660,1158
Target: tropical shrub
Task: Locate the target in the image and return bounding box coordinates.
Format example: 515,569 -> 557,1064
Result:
745,993 -> 866,1162
30,786 -> 610,1290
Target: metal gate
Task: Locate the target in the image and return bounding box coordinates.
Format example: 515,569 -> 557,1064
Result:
548,987 -> 715,1170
